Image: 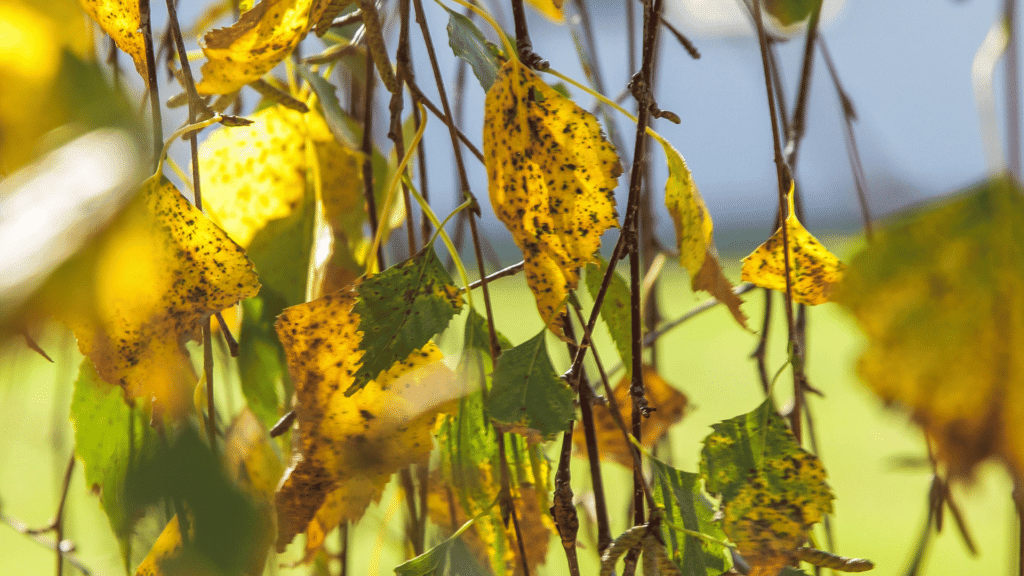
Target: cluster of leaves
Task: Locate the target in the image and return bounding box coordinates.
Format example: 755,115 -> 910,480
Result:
2,0 -> 1021,574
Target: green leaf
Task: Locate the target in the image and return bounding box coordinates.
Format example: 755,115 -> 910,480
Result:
123,425 -> 261,575
649,459 -> 731,576
585,256 -> 632,376
237,185 -> 316,429
486,330 -> 575,438
70,359 -> 157,552
299,65 -> 360,148
463,308 -> 512,353
395,519 -> 488,575
699,400 -> 834,575
444,8 -> 501,91
350,246 -> 465,394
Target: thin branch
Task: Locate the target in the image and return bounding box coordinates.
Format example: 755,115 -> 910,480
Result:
1,514 -> 93,576
362,51 -> 386,270
139,0 -> 163,166
405,78 -> 485,163
389,0 -> 418,258
784,1 -> 823,168
464,261 -> 524,291
642,282 -> 757,348
751,0 -> 800,439
553,425 -> 582,576
53,455 -> 75,576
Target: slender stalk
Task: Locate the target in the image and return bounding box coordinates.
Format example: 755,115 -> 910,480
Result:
497,435 -> 532,576
413,100 -> 431,245
562,317 -> 612,553
53,454 -> 75,576
362,52 -> 386,270
1014,484 -> 1023,576
642,283 -> 757,348
1,513 -> 93,576
1006,0 -> 1021,180
553,425 -> 582,576
400,468 -> 424,555
139,0 -> 163,166
785,1 -> 823,168
405,78 -> 485,162
339,521 -> 349,576
390,0 -> 418,257
751,0 -> 800,439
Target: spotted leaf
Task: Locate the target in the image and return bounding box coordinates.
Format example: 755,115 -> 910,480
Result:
274,288 -> 469,550
47,177 -> 259,418
78,0 -> 148,84
196,0 -> 315,95
741,183 -> 845,305
662,138 -> 748,328
700,401 -> 836,576
484,59 -> 621,337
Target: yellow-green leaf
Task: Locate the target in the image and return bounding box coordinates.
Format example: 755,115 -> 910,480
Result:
46,177 -> 259,418
78,0 -> 148,84
741,183 -> 845,305
484,59 -> 621,336
200,104 -> 363,248
196,0 -> 315,95
662,139 -> 748,328
835,176 -> 1024,485
274,288 -> 469,550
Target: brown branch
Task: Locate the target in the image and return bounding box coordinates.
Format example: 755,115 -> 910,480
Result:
405,78 -> 485,163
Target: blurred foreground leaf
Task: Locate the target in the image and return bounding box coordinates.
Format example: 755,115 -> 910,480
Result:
836,175 -> 1024,486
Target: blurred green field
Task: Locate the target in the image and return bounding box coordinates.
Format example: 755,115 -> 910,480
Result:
1,239 -> 1016,575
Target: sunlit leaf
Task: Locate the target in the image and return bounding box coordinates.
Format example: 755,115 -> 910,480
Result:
349,247 -> 464,394
274,287 -> 469,549
70,358 -> 157,553
525,0 -> 563,23
741,184 -> 845,306
584,256 -> 633,376
835,175 -> 1024,485
310,0 -> 351,35
196,0 -> 316,95
133,515 -> 186,576
662,139 -> 748,328
700,400 -> 835,576
200,104 -> 358,250
484,59 -> 621,337
572,366 -> 688,468
445,7 -> 501,91
487,330 -> 574,439
78,0 -> 148,83
649,459 -> 731,576
47,177 -> 259,418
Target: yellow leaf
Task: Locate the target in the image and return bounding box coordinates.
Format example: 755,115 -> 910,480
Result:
741,183 -> 845,305
47,177 -> 259,418
274,288 -> 468,550
199,104 -> 363,248
78,0 -> 148,84
484,59 -> 621,336
196,0 -> 315,95
525,0 -> 563,23
662,139 -> 748,328
572,366 -> 688,468
835,176 -> 1024,484
134,515 -> 187,576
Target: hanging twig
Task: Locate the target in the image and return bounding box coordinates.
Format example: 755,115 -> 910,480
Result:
1006,0 -> 1021,180
404,78 -> 485,162
139,0 -> 163,165
362,51 -> 386,271
389,0 -> 418,257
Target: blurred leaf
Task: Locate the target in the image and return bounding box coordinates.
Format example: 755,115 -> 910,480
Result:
196,0 -> 316,94
445,8 -> 501,91
484,59 -> 621,337
741,183 -> 845,306
835,175 -> 1024,485
47,177 -> 259,418
584,256 -> 633,375
700,400 -> 834,576
78,0 -> 147,83
133,515 -> 186,576
661,138 -> 747,329
274,287 -> 469,549
487,330 -> 574,439
126,426 -> 261,576
573,366 -> 688,468
649,460 -> 731,576
70,358 -> 158,552
350,247 -> 464,394
763,0 -> 821,26
311,0 -> 352,35
299,65 -> 361,148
